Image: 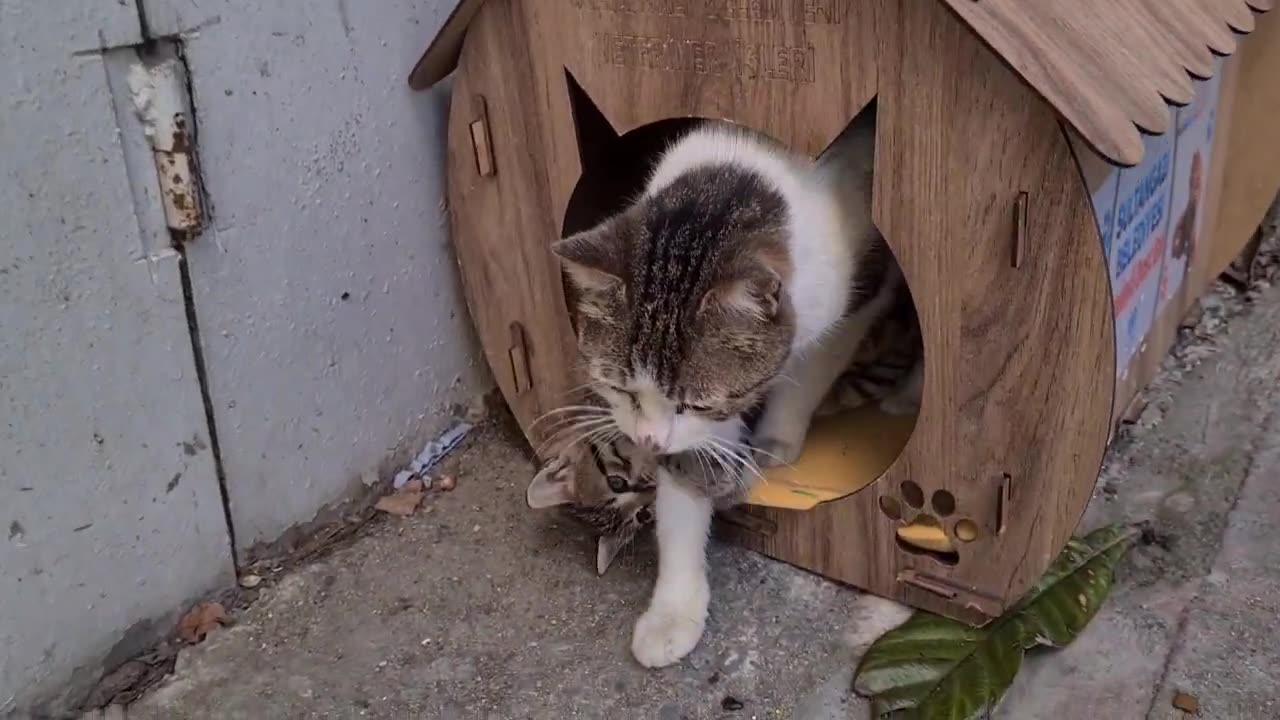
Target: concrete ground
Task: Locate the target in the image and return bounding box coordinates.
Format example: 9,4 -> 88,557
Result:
120,277 -> 1280,719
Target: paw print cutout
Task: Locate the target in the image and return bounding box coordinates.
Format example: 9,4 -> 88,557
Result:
878,482 -> 980,566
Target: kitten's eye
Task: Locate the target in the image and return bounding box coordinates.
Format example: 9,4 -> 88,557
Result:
606,475 -> 628,493
636,508 -> 654,524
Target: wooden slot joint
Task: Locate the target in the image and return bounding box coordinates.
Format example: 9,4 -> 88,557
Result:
899,570 -> 1004,618
508,322 -> 531,395
996,472 -> 1012,534
469,96 -> 496,178
898,570 -> 957,599
1012,191 -> 1029,268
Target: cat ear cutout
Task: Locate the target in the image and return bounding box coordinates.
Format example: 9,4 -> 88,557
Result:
526,456 -> 578,509
597,535 -> 626,575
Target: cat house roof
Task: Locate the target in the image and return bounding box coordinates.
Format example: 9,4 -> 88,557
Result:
408,0 -> 1271,167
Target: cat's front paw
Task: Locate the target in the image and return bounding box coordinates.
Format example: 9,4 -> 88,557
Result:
750,406 -> 808,468
751,433 -> 804,468
631,604 -> 706,668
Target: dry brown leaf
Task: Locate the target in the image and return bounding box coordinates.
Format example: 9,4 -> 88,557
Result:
375,478 -> 425,516
177,601 -> 227,644
1173,691 -> 1201,715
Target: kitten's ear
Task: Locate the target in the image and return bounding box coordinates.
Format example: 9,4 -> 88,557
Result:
596,535 -> 626,575
702,266 -> 783,320
553,221 -> 626,294
526,455 -> 577,509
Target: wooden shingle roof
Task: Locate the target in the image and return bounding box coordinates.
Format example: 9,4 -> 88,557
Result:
408,0 -> 1270,166
939,0 -> 1271,165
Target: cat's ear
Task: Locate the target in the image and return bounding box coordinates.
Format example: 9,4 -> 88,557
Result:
702,266 -> 783,320
597,535 -> 626,575
553,221 -> 626,294
526,454 -> 578,509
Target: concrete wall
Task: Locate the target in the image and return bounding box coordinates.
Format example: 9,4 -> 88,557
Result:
148,0 -> 487,553
1,0 -> 486,713
0,4 -> 234,715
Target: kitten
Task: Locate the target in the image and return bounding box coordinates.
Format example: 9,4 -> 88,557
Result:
554,114 -> 889,668
816,275 -> 923,418
526,434 -> 658,575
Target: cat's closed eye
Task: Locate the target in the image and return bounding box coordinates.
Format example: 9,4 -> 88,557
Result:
607,384 -> 635,398
677,402 -> 715,414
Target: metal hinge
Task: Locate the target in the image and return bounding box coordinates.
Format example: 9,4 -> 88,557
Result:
125,44 -> 205,238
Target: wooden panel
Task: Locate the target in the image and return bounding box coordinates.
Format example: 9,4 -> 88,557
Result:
409,0 -> 487,89
1207,9 -> 1280,281
445,0 -> 580,454
442,0 -> 1125,623
941,0 -> 1264,166
733,0 -> 1114,622
518,0 -> 880,224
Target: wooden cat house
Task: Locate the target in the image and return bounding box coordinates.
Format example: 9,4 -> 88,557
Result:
410,0 -> 1274,624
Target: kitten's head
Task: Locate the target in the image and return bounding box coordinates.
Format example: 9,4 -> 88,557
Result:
555,163 -> 794,454
526,436 -> 657,574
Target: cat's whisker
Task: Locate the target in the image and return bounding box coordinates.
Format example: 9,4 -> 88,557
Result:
707,437 -> 767,486
537,417 -> 616,455
538,415 -> 614,444
530,405 -> 610,430
702,441 -> 754,490
553,381 -> 601,402
577,425 -> 623,454
536,412 -> 611,439
544,426 -> 613,459
546,424 -> 616,455
691,447 -> 714,485
721,437 -> 792,474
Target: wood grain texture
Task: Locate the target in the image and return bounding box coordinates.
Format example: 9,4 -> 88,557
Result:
521,0 -> 880,224
409,0 -> 487,89
734,0 -> 1114,622
444,0 -> 581,451
941,0 -> 1265,166
1207,9 -> 1280,282
442,0 -> 1124,623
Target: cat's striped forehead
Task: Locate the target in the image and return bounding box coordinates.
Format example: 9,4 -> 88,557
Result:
624,164 -> 788,387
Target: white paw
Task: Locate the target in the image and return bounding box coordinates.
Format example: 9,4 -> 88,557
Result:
751,405 -> 809,467
751,432 -> 804,468
631,604 -> 706,668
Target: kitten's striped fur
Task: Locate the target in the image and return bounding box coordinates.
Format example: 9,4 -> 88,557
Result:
526,433 -> 657,574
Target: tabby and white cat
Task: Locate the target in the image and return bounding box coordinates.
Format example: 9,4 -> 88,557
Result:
552,113 -> 893,667
528,288 -> 922,576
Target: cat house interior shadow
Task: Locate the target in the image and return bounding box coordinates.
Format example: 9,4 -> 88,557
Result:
561,83 -> 928,550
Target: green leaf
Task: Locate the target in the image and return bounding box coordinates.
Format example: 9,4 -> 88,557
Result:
1012,524 -> 1136,649
853,525 -> 1138,719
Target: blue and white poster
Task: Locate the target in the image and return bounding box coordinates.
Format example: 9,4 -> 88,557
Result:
1108,132 -> 1176,379
1160,61 -> 1224,311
